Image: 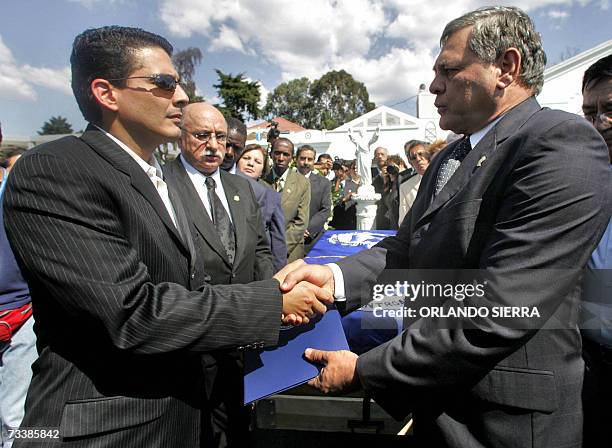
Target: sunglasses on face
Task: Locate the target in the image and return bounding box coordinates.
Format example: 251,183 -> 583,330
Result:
106,73 -> 182,92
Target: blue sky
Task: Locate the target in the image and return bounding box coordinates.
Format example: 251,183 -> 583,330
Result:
0,0 -> 610,138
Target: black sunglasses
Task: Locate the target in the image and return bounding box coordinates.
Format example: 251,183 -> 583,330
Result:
106,74 -> 182,92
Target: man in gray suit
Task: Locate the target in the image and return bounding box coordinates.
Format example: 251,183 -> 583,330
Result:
282,7 -> 610,447
3,26 -> 330,448
296,145 -> 332,255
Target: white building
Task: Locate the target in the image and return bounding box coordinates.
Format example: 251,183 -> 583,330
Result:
249,102 -> 448,162
537,39 -> 612,115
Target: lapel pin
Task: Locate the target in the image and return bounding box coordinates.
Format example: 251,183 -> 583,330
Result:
233,195 -> 240,202
287,189 -> 291,194
476,155 -> 487,167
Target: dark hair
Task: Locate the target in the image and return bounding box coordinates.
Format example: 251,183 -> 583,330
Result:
239,143 -> 269,176
71,26 -> 174,123
0,146 -> 27,168
583,55 -> 612,92
317,153 -> 332,162
226,116 -> 247,136
272,137 -> 294,155
296,144 -> 316,159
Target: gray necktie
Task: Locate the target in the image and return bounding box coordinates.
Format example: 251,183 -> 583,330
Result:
204,177 -> 236,264
434,137 -> 472,195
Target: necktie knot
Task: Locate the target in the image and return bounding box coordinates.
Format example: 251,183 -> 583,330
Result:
205,176 -> 216,190
434,136 -> 472,196
452,137 -> 472,161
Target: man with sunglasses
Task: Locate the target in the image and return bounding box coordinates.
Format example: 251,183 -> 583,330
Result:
2,26 -> 331,448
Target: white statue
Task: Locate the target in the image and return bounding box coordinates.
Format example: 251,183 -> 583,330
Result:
348,125 -> 380,188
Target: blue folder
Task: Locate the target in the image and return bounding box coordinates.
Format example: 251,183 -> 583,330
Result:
243,308 -> 349,404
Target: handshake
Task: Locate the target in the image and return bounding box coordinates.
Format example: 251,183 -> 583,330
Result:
273,260 -> 336,325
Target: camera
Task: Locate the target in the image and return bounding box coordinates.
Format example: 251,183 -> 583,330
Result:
266,120 -> 280,143
332,158 -> 346,171
387,164 -> 399,176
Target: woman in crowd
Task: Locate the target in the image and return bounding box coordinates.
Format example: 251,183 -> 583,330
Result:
398,142 -> 435,226
236,144 -> 287,270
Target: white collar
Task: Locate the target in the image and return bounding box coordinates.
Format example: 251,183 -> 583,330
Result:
469,115 -> 504,149
93,124 -> 163,178
179,154 -> 223,185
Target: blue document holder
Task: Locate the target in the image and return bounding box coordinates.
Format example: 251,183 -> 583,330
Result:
244,308 -> 349,404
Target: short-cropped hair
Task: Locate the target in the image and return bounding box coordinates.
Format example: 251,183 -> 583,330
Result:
71,26 -> 174,124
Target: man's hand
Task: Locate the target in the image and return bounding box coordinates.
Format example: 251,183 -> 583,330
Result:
280,263 -> 335,298
305,348 -> 360,394
282,281 -> 332,325
274,260 -> 334,325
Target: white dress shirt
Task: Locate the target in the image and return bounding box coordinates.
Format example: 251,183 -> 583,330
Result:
179,155 -> 233,224
95,125 -> 177,227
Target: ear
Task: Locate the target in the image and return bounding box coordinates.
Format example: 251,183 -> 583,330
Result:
496,47 -> 521,90
90,78 -> 119,113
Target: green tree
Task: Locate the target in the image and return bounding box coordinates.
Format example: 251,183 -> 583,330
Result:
264,77 -> 316,127
173,47 -> 203,102
213,70 -> 261,121
310,70 -> 375,129
38,116 -> 73,135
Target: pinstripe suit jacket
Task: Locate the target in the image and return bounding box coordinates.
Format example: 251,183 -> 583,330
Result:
3,126 -> 282,447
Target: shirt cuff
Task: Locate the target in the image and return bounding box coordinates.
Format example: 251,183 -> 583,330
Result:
326,263 -> 346,301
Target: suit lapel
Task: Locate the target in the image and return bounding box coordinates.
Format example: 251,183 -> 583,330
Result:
166,159 -> 231,267
220,171 -> 247,266
282,170 -> 297,208
415,97 -> 542,229
80,126 -> 188,253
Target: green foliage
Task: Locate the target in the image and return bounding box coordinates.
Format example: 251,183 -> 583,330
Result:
38,116 -> 73,135
310,70 -> 375,129
173,47 -> 204,102
264,70 -> 375,129
213,70 -> 261,121
264,77 -> 316,127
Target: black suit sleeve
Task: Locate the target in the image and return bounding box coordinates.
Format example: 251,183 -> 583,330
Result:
339,118 -> 611,419
247,181 -> 274,280
4,152 -> 282,354
307,177 -> 332,237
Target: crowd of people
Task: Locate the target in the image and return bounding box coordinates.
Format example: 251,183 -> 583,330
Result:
0,4 -> 611,448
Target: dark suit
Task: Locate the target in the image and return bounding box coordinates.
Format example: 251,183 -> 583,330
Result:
164,158 -> 274,447
304,172 -> 332,254
337,98 -> 611,447
164,158 -> 274,284
329,178 -> 358,230
372,174 -> 390,229
3,127 -> 282,448
236,172 -> 287,272
263,169 -> 310,262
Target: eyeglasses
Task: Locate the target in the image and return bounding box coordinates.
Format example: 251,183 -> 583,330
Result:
106,74 -> 182,92
584,111 -> 612,128
183,130 -> 228,145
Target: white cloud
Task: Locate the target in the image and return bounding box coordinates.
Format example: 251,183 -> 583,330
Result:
159,0 -> 607,107
0,35 -> 71,101
547,9 -> 570,18
67,0 -> 125,8
210,26 -> 249,54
